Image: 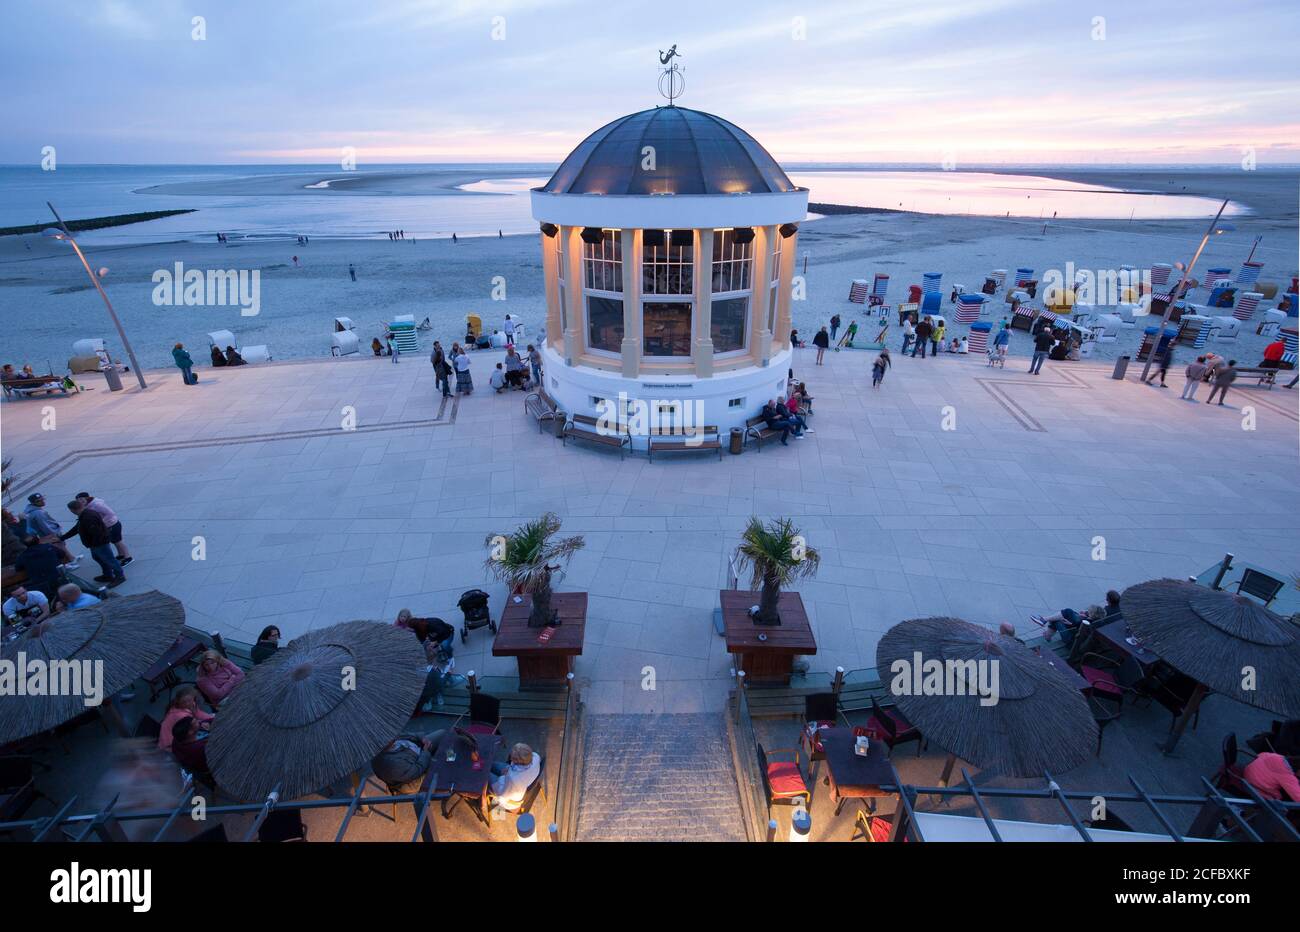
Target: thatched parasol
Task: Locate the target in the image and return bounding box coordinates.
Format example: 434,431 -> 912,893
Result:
0,590 -> 186,745
206,620 -> 427,801
876,617 -> 1097,778
1122,578 -> 1300,718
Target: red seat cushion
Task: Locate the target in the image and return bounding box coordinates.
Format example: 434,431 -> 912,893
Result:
862,710 -> 915,742
1081,666 -> 1122,697
467,723 -> 497,735
869,817 -> 892,843
767,761 -> 807,797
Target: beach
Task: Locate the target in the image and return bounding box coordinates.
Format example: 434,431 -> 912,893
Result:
1,167 -> 1296,372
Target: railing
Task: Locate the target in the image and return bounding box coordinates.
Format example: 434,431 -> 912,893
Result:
727,670 -> 777,842
550,674 -> 584,841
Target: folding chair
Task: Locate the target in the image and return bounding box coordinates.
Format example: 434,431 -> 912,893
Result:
1235,568 -> 1285,607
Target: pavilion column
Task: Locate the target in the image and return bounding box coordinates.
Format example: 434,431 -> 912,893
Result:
692,228 -> 714,378
751,225 -> 776,367
562,226 -> 585,366
619,228 -> 641,378
774,230 -> 798,351
541,230 -> 563,353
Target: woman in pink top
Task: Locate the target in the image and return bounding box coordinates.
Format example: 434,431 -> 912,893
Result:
1243,752 -> 1300,802
196,650 -> 245,705
158,685 -> 215,751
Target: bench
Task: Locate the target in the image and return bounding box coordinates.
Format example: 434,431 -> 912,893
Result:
744,414 -> 788,451
524,388 -> 561,433
1235,366 -> 1278,388
648,425 -> 722,462
562,413 -> 630,458
2,376 -> 69,401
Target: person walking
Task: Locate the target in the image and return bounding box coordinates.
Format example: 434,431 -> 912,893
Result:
1144,338 -> 1174,387
830,314 -> 841,342
431,341 -> 451,397
504,314 -> 516,346
1181,355 -> 1208,400
813,326 -> 830,365
348,263 -> 357,282
901,317 -> 916,355
991,325 -> 1010,364
1206,359 -> 1238,406
76,492 -> 131,565
1028,327 -> 1054,374
61,500 -> 123,586
913,316 -> 933,358
872,348 -> 891,387
172,343 -> 196,385
527,344 -> 542,387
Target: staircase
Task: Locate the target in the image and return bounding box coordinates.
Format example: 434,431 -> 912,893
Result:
574,713 -> 746,842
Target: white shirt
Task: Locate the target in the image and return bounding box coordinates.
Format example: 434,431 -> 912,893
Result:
489,369 -> 506,389
491,752 -> 541,810
4,590 -> 48,618
454,353 -> 471,373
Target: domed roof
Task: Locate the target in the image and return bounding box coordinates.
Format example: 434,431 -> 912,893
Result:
540,106 -> 797,197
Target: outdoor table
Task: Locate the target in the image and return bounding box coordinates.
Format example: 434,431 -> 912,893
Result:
492,593 -> 586,688
140,634 -> 204,701
719,590 -> 817,685
818,727 -> 897,815
1090,618 -> 1161,671
1033,647 -> 1089,691
424,729 -> 504,825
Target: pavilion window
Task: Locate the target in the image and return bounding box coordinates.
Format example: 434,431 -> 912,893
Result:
711,229 -> 753,294
582,230 -> 622,292
642,233 -> 693,295
642,301 -> 693,357
587,295 -> 624,353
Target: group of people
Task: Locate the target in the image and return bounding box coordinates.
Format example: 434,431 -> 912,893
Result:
161,649 -> 248,779
430,334 -> 541,400
900,315 -> 948,359
171,342 -> 243,385
759,390 -> 815,446
2,491 -> 132,601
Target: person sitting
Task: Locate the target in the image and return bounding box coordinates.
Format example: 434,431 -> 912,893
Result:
780,395 -> 814,434
1030,604 -> 1106,647
55,583 -> 99,613
947,337 -> 962,353
158,685 -> 215,752
371,337 -> 385,356
14,535 -> 65,599
170,716 -> 212,778
224,345 -> 246,366
209,345 -> 227,367
196,650 -> 245,705
998,621 -> 1026,644
1261,338 -> 1286,369
489,742 -> 542,817
505,350 -> 527,388
1242,752 -> 1300,802
1048,338 -> 1070,361
3,586 -> 50,624
251,625 -> 281,664
489,363 -> 507,392
373,731 -> 443,793
760,399 -> 801,446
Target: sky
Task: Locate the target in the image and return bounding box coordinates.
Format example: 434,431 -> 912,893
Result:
4,0 -> 1299,166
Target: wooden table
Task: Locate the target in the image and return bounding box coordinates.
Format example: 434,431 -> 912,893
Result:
819,727 -> 897,815
1090,618 -> 1161,671
140,634 -> 204,701
1032,647 -> 1089,691
492,592 -> 586,688
719,590 -> 817,685
424,730 -> 504,825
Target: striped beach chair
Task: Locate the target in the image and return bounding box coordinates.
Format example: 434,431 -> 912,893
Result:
870,273 -> 889,306
1236,260 -> 1264,288
969,321 -> 992,357
1283,328 -> 1299,353
922,272 -> 942,300
954,293 -> 984,324
848,279 -> 870,304
1150,263 -> 1173,290
1233,291 -> 1262,322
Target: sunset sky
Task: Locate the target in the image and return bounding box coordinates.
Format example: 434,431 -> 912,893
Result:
6,0 -> 1299,166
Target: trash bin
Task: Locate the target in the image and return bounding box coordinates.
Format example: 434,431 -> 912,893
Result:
729,427 -> 744,455
1111,355 -> 1130,380
102,365 -> 123,392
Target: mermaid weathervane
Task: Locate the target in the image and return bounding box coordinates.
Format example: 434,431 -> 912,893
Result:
657,45 -> 684,106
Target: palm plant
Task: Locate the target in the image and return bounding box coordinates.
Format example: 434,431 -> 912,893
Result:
484,513 -> 585,627
732,517 -> 820,625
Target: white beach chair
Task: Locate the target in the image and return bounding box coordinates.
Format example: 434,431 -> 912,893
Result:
1210,317 -> 1240,343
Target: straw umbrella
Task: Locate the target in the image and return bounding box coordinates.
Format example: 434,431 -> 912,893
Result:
1121,579 -> 1300,727
876,617 -> 1097,780
0,590 -> 185,745
206,620 -> 426,802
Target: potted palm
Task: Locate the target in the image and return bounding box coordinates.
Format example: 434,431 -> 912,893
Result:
484,512 -> 585,628
732,516 -> 820,626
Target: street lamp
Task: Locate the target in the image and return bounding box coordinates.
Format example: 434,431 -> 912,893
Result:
1137,198 -> 1234,384
44,202 -> 147,390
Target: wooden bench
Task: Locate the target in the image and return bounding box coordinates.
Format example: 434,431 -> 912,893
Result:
2,376 -> 69,401
1235,366 -> 1278,388
744,414 -> 787,451
562,413 -> 630,458
524,388 -> 561,433
648,425 -> 722,462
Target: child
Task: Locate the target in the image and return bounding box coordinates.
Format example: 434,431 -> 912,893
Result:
872,348 -> 891,387
489,363 -> 507,393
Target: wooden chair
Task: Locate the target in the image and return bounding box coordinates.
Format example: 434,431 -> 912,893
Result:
864,697 -> 923,756
757,743 -> 811,812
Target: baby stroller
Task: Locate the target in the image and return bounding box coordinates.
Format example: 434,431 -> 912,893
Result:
457,589 -> 495,643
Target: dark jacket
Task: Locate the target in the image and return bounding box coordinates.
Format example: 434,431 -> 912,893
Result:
1033,331 -> 1054,353
63,509 -> 111,548
761,404 -> 787,429
812,330 -> 830,348
173,734 -> 210,775
916,321 -> 933,340
251,641 -> 279,665
172,347 -> 194,369
372,732 -> 440,790
15,542 -> 61,586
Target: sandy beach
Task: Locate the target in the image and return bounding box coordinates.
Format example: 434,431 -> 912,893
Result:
2,168 -> 1295,373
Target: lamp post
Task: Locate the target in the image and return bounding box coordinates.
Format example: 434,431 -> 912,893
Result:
45,202 -> 147,390
1137,198 -> 1232,384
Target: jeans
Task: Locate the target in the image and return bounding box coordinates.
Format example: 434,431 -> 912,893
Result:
1207,384 -> 1229,404
901,335 -> 913,354
1029,351 -> 1047,373
1180,377 -> 1200,400
90,543 -> 123,579
179,365 -> 194,385
787,413 -> 809,431
912,339 -> 927,358
930,339 -> 940,356
531,363 -> 542,386
767,420 -> 794,444
830,325 -> 839,341
436,371 -> 450,396
1048,608 -> 1082,648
